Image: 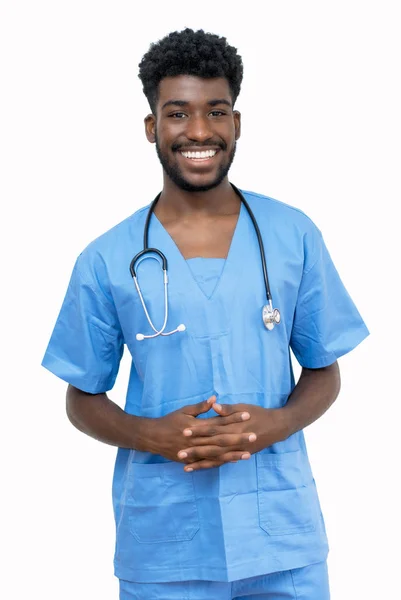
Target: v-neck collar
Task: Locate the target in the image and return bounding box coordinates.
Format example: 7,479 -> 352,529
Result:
150,201 -> 247,302
186,258 -> 226,300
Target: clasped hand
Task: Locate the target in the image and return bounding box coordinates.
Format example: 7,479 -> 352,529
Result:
150,396 -> 287,472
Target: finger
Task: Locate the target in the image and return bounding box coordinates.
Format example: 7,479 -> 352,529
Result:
183,411 -> 250,436
184,451 -> 251,472
182,396 -> 216,417
178,444 -> 254,462
178,445 -> 222,461
212,402 -> 247,417
180,432 -> 257,448
184,420 -> 251,438
212,402 -> 232,416
184,460 -> 224,472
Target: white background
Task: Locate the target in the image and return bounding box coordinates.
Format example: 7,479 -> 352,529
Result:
1,1 -> 400,598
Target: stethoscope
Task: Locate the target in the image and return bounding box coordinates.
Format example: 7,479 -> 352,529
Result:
130,184 -> 281,341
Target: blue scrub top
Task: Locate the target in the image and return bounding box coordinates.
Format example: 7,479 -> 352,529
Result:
42,189 -> 369,583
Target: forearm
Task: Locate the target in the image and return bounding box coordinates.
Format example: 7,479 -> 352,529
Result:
66,384 -> 151,450
280,361 -> 341,438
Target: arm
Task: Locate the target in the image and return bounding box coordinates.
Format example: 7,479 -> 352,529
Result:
66,362 -> 340,469
66,385 -> 150,451
66,386 -> 254,463
279,361 -> 341,438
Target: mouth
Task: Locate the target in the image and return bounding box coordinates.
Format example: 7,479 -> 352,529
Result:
179,149 -> 219,162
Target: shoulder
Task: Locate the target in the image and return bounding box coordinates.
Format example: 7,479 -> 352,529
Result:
79,205 -> 148,258
88,205 -> 149,252
73,204 -> 150,281
240,189 -> 319,233
239,188 -> 323,269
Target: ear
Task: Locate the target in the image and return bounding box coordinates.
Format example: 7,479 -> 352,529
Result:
233,110 -> 241,141
145,114 -> 156,143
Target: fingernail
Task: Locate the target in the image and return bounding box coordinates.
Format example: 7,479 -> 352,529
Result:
207,396 -> 216,403
248,434 -> 257,442
241,412 -> 250,421
241,453 -> 251,460
214,403 -> 222,410
178,451 -> 188,459
185,467 -> 193,472
183,429 -> 193,436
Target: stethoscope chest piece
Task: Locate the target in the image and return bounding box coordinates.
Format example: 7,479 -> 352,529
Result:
262,303 -> 281,331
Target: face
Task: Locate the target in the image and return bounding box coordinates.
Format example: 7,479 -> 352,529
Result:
145,76 -> 241,192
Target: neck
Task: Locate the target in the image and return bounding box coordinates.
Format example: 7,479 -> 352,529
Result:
155,177 -> 240,219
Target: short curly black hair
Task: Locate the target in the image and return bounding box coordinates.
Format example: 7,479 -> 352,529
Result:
138,28 -> 243,113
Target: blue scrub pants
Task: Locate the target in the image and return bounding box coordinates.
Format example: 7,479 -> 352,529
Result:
119,560 -> 329,599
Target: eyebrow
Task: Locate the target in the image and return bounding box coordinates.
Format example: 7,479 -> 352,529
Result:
161,98 -> 232,110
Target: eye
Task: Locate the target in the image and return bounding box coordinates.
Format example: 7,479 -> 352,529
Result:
209,110 -> 226,117
169,112 -> 187,119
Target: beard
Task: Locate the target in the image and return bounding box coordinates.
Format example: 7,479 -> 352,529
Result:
155,134 -> 237,192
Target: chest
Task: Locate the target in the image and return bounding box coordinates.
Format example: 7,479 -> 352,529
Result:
158,213 -> 240,259
112,203 -> 304,351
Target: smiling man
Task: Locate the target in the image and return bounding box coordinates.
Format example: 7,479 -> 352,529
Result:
42,29 -> 369,599
152,76 -> 239,193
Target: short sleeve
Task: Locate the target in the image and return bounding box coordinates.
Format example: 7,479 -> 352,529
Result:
42,254 -> 124,393
290,230 -> 369,369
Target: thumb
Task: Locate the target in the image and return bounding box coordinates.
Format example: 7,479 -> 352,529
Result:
183,395 -> 216,416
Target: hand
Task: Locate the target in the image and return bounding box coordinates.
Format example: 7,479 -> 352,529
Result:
178,402 -> 289,472
145,396 -> 217,461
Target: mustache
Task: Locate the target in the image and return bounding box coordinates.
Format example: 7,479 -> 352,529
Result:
171,141 -> 227,152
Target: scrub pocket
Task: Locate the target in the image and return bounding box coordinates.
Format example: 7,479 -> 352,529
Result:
256,450 -> 316,536
128,462 -> 200,543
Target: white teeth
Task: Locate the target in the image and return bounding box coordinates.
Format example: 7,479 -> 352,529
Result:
181,149 -> 217,159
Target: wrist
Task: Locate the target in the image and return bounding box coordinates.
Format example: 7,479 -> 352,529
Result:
269,407 -> 294,442
127,415 -> 154,452
275,405 -> 300,439
130,415 -> 165,454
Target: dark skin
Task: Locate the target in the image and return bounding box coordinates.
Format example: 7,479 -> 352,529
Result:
66,75 -> 341,470
146,76 -> 243,257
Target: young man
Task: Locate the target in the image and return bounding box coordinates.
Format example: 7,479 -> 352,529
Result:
42,29 -> 369,599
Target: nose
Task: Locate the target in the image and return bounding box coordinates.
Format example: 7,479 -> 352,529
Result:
185,115 -> 213,143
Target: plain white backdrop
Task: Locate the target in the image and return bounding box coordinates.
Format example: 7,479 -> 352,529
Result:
1,1 -> 400,598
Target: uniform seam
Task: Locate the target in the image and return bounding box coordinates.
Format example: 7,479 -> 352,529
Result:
289,569 -> 299,600
302,248 -> 321,276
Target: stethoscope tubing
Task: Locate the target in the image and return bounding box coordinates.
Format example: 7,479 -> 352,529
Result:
130,183 -> 279,338
230,184 -> 273,303
138,184 -> 273,304
130,246 -> 167,278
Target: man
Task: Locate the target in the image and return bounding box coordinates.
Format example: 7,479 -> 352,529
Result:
42,28 -> 369,599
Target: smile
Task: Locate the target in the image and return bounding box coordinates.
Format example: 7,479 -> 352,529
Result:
180,149 -> 217,160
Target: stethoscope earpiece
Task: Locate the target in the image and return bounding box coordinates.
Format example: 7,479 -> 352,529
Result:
132,256 -> 186,340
